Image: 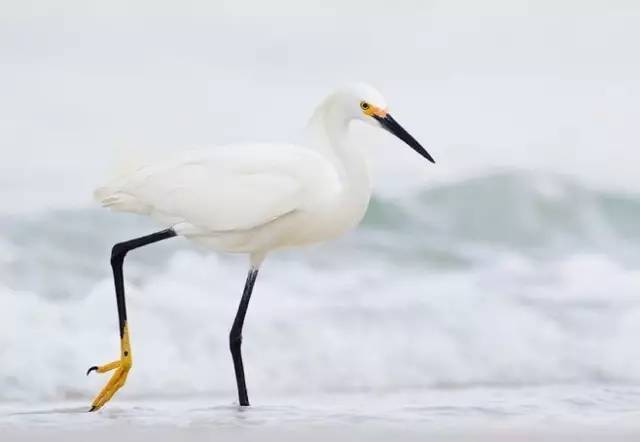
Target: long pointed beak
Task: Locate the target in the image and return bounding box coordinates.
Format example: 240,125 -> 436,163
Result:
374,113 -> 435,164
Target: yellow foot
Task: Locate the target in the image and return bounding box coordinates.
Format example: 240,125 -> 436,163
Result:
86,356 -> 132,411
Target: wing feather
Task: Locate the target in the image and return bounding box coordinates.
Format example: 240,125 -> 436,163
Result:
96,145 -> 311,232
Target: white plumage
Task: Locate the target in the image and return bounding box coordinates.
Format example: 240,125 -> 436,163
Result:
87,83 -> 434,411
95,143 -> 347,262
95,83 -> 413,265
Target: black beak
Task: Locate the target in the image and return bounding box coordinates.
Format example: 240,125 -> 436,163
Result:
373,113 -> 435,164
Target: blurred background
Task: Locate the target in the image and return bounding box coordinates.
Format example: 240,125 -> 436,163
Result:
1,0 -> 640,407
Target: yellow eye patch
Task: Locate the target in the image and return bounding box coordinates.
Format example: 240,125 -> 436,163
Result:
360,101 -> 387,117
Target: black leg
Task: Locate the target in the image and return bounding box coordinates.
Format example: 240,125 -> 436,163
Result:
110,229 -> 177,338
87,228 -> 176,411
229,267 -> 259,406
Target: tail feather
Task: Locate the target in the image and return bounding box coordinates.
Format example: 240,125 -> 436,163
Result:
93,186 -> 115,204
94,186 -> 150,214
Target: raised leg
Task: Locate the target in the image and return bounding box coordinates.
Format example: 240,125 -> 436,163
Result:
87,228 -> 177,411
229,267 -> 259,406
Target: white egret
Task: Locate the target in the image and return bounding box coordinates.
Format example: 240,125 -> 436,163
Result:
86,83 -> 435,411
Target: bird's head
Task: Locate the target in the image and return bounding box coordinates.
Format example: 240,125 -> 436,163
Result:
336,83 -> 435,164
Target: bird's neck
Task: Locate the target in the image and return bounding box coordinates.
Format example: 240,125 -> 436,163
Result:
305,98 -> 372,205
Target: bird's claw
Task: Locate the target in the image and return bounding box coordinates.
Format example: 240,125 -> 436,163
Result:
86,357 -> 132,412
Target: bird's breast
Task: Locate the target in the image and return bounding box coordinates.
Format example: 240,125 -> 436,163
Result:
288,190 -> 371,247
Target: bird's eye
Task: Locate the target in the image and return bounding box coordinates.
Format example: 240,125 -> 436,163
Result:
360,101 -> 370,111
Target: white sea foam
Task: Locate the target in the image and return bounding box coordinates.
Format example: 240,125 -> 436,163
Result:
1,173 -> 640,403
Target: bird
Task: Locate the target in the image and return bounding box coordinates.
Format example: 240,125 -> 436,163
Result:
86,83 -> 435,411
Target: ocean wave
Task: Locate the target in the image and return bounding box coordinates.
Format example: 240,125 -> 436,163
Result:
1,171 -> 639,401
365,170 -> 640,250
2,250 -> 640,402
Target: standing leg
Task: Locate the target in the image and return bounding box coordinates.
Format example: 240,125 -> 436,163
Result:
229,267 -> 259,406
87,228 -> 177,411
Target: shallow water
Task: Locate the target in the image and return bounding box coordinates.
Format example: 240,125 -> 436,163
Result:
2,386 -> 640,441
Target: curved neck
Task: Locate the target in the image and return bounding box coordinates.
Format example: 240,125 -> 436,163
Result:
305,96 -> 372,202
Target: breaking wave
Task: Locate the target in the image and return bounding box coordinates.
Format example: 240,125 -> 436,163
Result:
1,171 -> 640,401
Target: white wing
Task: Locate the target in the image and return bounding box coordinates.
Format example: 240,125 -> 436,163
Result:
95,143 -> 340,232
